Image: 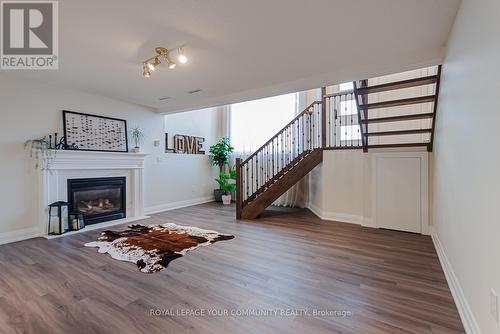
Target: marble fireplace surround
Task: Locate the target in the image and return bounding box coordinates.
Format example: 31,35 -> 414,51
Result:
39,150 -> 149,238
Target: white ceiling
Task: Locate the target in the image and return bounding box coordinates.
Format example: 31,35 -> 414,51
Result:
4,0 -> 461,113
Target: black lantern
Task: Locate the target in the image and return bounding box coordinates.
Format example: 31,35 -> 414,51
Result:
48,201 -> 69,235
69,211 -> 85,231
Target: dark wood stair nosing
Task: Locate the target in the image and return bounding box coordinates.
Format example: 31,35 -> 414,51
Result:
365,129 -> 432,137
357,75 -> 437,95
367,142 -> 430,149
359,95 -> 435,110
362,113 -> 434,124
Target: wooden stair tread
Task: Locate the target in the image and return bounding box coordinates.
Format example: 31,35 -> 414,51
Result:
359,95 -> 435,110
357,76 -> 437,95
244,151 -> 311,204
362,113 -> 434,124
365,129 -> 432,136
241,149 -> 323,219
367,142 -> 429,149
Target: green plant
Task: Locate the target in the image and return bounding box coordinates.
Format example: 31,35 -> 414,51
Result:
24,137 -> 55,170
130,127 -> 145,148
215,168 -> 237,194
209,137 -> 234,171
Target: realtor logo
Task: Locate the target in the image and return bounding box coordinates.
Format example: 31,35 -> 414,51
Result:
0,0 -> 58,69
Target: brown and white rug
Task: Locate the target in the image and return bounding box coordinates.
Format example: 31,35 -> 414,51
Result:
85,223 -> 234,273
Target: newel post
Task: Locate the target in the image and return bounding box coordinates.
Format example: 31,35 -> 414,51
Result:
235,158 -> 242,219
321,86 -> 327,148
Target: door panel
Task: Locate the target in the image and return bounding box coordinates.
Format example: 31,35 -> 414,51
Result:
376,157 -> 421,233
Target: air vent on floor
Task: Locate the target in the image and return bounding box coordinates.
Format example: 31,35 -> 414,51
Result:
158,96 -> 170,101
187,89 -> 202,94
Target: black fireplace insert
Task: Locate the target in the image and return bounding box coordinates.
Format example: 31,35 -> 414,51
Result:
67,177 -> 126,225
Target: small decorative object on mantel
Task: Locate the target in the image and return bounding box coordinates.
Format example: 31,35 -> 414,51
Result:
63,110 -> 128,152
165,133 -> 205,154
24,137 -> 56,170
48,201 -> 69,235
129,127 -> 145,153
69,211 -> 85,231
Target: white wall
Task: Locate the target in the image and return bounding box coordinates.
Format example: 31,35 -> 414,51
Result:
0,74 -> 219,240
156,108 -> 220,211
432,0 -> 500,332
309,150 -> 372,225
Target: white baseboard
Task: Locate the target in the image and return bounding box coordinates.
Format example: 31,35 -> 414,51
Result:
145,196 -> 214,215
0,226 -> 41,245
308,203 -> 374,227
431,228 -> 481,334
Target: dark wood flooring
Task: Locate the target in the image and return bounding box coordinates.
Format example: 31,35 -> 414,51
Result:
0,203 -> 464,333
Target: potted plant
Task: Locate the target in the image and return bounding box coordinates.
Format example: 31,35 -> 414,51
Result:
129,127 -> 145,153
216,169 -> 237,205
209,137 -> 234,202
24,136 -> 55,170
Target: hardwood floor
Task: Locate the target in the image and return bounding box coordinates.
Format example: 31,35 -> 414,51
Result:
0,203 -> 464,333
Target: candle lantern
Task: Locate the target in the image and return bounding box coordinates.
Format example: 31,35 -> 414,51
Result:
69,211 -> 85,231
48,201 -> 69,235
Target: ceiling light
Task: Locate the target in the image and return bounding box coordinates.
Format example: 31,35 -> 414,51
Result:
141,45 -> 188,77
178,47 -> 188,64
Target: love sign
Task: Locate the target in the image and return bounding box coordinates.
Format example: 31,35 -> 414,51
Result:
165,133 -> 205,154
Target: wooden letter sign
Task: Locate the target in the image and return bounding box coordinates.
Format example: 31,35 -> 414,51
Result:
165,133 -> 205,154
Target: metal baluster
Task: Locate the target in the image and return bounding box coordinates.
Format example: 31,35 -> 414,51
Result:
333,96 -> 337,147
328,97 -> 332,148
350,93 -> 353,147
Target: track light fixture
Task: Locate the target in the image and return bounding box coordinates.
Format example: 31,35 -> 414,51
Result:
142,46 -> 188,77
178,47 -> 188,64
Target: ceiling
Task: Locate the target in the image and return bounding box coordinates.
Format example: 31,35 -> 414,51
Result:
3,0 -> 461,113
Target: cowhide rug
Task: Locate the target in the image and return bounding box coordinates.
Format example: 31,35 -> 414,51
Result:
85,223 -> 234,273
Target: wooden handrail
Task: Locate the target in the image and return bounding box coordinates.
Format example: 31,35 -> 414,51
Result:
323,90 -> 354,99
240,101 -> 321,165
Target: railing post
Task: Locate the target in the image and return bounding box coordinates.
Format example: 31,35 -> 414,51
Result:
235,158 -> 242,219
321,86 -> 327,148
353,81 -> 368,152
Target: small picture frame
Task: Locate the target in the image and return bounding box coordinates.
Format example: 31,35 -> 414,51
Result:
63,110 -> 128,152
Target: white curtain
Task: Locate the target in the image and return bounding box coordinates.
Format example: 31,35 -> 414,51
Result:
272,90 -> 318,208
225,90 -> 320,208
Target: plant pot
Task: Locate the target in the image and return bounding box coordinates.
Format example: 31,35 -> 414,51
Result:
222,194 -> 232,205
214,189 -> 224,202
130,147 -> 140,153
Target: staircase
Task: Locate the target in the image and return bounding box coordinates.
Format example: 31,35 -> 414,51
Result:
236,66 -> 442,219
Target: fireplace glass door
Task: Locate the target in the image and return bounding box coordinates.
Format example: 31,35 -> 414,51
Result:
68,177 -> 126,225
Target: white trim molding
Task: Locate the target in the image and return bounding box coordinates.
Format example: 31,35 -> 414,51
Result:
431,228 -> 481,334
308,203 -> 374,227
145,196 -> 214,215
39,150 -> 149,236
0,226 -> 40,245
371,151 -> 430,235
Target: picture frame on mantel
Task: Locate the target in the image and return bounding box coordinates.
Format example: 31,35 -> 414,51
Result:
62,110 -> 129,153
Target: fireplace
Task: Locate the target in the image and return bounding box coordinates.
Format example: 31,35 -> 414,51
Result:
67,177 -> 126,225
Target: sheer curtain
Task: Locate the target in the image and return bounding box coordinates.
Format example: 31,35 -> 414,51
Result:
226,91 -> 319,208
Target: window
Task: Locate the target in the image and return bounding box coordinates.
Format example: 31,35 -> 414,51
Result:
339,82 -> 353,91
338,82 -> 361,143
340,125 -> 362,141
230,93 -> 297,152
340,99 -> 357,116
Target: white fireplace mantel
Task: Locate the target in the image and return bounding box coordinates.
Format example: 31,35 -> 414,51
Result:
39,150 -> 149,237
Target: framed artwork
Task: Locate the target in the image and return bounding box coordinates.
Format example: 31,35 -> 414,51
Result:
63,110 -> 128,152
